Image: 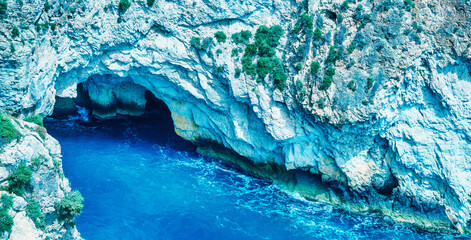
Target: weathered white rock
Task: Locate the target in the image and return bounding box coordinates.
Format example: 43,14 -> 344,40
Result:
9,212 -> 40,240
11,197 -> 26,212
0,0 -> 470,234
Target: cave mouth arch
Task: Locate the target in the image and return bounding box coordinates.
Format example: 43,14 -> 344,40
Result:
51,73 -> 184,145
53,74 -> 173,120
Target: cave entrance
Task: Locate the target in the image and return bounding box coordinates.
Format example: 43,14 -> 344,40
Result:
53,74 -> 172,120
50,74 -> 185,146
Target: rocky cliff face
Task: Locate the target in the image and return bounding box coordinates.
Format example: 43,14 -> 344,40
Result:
0,114 -> 81,239
1,0 -> 470,234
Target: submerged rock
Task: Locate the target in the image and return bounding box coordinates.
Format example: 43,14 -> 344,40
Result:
0,0 -> 470,234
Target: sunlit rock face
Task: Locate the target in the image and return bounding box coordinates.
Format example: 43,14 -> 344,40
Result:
1,0 -> 471,233
0,116 -> 81,240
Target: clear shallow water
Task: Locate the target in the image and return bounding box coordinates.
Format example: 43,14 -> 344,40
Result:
45,112 -> 467,240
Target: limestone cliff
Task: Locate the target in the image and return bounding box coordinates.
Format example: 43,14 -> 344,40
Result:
0,0 -> 470,234
0,113 -> 81,239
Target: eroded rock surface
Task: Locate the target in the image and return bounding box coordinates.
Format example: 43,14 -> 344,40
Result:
0,0 -> 470,234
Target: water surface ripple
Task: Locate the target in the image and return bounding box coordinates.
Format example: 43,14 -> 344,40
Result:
45,113 -> 468,240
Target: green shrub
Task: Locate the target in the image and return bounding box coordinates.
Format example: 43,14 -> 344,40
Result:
242,56 -> 256,76
366,77 -> 375,91
216,66 -> 224,72
244,44 -> 257,57
26,199 -> 45,229
298,44 -> 305,54
359,40 -> 367,49
255,25 -> 283,48
256,57 -> 272,79
294,13 -> 313,33
404,0 -> 415,11
0,195 -> 13,210
319,76 -> 333,90
412,34 -> 421,44
0,210 -> 13,232
214,31 -> 227,43
190,37 -> 201,50
8,162 -> 32,195
325,45 -> 342,64
347,80 -> 357,91
11,26 -> 19,38
0,115 -> 19,143
356,4 -> 363,11
313,28 -> 322,41
362,99 -> 369,105
231,48 -> 239,57
255,25 -> 269,45
57,191 -> 84,221
147,0 -> 155,7
325,66 -> 336,77
44,1 -> 52,12
201,37 -> 213,51
234,68 -> 242,78
341,0 -> 349,10
0,1 -> 7,15
49,22 -> 56,31
10,42 -> 15,53
266,25 -> 284,47
271,58 -> 287,90
310,61 -> 320,75
117,16 -> 122,23
295,63 -> 302,72
295,79 -> 303,90
232,30 -> 252,44
216,49 -> 222,56
257,42 -> 275,58
24,115 -> 43,127
118,0 -> 131,13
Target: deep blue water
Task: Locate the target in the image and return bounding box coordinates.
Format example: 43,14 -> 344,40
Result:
45,110 -> 467,240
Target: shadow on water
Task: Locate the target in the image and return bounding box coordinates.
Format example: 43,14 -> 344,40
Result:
44,96 -> 471,240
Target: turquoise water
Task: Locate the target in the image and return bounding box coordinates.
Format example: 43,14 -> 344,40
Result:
45,111 -> 466,240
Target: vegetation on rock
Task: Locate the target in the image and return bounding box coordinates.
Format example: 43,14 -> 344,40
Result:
0,195 -> 12,210
366,77 -> 375,91
0,210 -> 13,232
26,199 -> 45,229
240,25 -> 287,89
294,13 -> 313,34
0,114 -> 19,143
11,26 -> 19,38
214,31 -> 227,43
0,1 -> 7,15
8,162 -> 33,195
232,30 -> 252,44
119,0 -> 131,13
57,191 -> 84,221
25,115 -> 44,127
147,0 -> 155,7
347,80 -> 357,92
313,28 -> 322,41
310,61 -> 320,75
